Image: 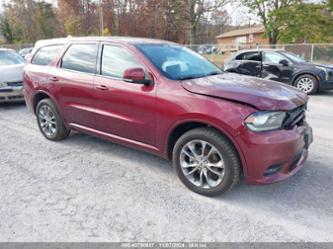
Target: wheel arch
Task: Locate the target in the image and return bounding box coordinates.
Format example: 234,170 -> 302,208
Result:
32,91 -> 54,114
292,72 -> 319,86
166,120 -> 247,175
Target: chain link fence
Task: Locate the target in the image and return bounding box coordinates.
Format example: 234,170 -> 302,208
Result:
186,43 -> 333,66
1,42 -> 333,66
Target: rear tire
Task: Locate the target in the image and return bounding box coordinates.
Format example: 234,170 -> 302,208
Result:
294,74 -> 318,95
172,127 -> 241,196
36,98 -> 70,141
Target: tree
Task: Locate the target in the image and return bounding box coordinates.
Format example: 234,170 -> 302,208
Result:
1,0 -> 59,43
241,0 -> 300,44
58,0 -> 99,36
186,0 -> 229,44
34,2 -> 58,39
0,16 -> 14,43
1,0 -> 231,44
272,2 -> 333,43
328,0 -> 333,11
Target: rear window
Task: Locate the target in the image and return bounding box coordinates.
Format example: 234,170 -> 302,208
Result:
32,45 -> 63,66
0,50 -> 25,66
61,44 -> 98,74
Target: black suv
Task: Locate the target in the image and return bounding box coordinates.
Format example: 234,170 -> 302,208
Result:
224,49 -> 333,95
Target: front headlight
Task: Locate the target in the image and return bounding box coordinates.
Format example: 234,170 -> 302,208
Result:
0,81 -> 7,88
316,66 -> 329,80
244,111 -> 287,132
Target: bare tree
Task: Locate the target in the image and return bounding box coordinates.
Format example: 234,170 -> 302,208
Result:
186,0 -> 229,44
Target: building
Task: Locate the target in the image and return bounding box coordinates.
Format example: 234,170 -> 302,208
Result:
216,25 -> 268,46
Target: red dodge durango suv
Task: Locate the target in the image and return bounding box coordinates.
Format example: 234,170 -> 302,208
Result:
24,37 -> 313,196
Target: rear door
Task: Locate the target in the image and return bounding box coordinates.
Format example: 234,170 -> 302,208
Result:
93,43 -> 157,146
26,44 -> 64,94
233,51 -> 262,77
50,43 -> 99,128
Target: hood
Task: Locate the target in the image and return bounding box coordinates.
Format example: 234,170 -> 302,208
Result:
315,63 -> 333,70
295,61 -> 333,70
181,73 -> 308,111
0,64 -> 24,82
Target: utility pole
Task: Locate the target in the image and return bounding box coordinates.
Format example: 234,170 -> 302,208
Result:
99,0 -> 104,36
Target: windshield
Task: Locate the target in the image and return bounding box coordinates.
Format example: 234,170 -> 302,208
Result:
136,44 -> 222,80
282,51 -> 307,63
0,50 -> 25,66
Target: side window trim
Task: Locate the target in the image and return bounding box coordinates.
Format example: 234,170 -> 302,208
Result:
59,42 -> 99,75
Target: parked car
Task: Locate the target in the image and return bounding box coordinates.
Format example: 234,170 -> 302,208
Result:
19,47 -> 33,59
24,37 -> 312,196
197,45 -> 217,55
224,49 -> 333,94
0,49 -> 25,103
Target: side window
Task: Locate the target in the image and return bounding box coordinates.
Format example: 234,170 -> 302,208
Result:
32,45 -> 63,66
61,44 -> 98,74
264,52 -> 289,64
101,45 -> 143,78
236,52 -> 261,62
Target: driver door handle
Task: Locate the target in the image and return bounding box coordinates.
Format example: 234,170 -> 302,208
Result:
96,85 -> 109,91
262,64 -> 272,69
48,76 -> 59,82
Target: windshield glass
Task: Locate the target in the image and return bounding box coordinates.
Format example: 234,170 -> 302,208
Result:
136,44 -> 222,80
282,51 -> 307,63
0,50 -> 25,66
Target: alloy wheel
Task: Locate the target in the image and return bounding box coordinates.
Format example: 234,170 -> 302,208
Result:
179,140 -> 225,189
296,77 -> 315,94
38,105 -> 57,137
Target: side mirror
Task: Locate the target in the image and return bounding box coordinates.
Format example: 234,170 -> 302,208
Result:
123,68 -> 152,85
279,59 -> 289,66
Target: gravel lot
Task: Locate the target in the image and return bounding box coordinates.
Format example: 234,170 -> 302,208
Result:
0,91 -> 333,242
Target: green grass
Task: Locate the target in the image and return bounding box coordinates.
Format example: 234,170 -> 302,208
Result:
203,54 -> 229,66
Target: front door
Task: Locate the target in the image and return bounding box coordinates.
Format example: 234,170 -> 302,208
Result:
262,51 -> 294,83
94,44 -> 157,146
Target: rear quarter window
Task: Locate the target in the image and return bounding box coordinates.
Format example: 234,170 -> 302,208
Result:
32,45 -> 63,66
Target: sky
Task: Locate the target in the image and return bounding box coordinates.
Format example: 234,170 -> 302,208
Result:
225,2 -> 258,26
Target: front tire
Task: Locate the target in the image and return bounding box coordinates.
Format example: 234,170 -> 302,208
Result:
172,127 -> 241,196
36,98 -> 70,141
294,74 -> 318,95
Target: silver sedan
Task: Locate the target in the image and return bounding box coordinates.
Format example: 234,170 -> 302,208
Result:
0,49 -> 25,103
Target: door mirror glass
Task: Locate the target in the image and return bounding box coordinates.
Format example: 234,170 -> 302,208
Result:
123,68 -> 151,85
279,59 -> 289,66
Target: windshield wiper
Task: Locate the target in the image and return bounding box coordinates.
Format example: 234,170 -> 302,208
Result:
176,71 -> 222,81
205,71 -> 223,77
176,75 -> 199,80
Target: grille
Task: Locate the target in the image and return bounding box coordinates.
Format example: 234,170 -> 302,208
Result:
6,81 -> 23,87
283,105 -> 306,129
